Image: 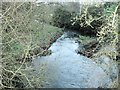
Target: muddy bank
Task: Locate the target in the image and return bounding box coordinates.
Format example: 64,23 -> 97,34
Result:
77,39 -> 99,58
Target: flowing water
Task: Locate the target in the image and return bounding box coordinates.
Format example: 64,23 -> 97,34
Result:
32,31 -> 114,88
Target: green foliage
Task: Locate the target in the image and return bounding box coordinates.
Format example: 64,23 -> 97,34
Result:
52,7 -> 72,28
104,2 -> 118,16
71,4 -> 104,36
52,4 -> 104,36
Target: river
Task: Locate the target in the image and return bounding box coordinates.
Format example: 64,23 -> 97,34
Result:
31,31 -> 114,88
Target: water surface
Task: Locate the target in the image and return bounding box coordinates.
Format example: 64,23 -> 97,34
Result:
32,32 -> 112,88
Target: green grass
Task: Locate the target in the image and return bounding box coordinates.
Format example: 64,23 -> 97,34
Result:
30,21 -> 63,51
3,20 -> 63,62
104,3 -> 117,16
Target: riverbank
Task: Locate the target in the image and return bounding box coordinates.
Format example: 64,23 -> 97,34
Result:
28,23 -> 64,59
76,35 -> 98,58
76,34 -> 118,88
15,23 -> 64,62
2,23 -> 63,88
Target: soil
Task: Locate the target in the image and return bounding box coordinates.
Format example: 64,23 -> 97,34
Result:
77,39 -> 100,58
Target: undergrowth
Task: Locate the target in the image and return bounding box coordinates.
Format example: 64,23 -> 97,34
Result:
1,2 -> 63,88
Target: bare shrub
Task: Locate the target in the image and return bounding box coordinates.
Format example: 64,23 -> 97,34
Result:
1,2 -> 44,88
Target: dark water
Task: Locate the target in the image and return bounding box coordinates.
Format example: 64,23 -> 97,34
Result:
32,32 -> 113,88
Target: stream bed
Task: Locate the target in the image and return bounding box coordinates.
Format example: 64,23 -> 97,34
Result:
32,31 -> 116,88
